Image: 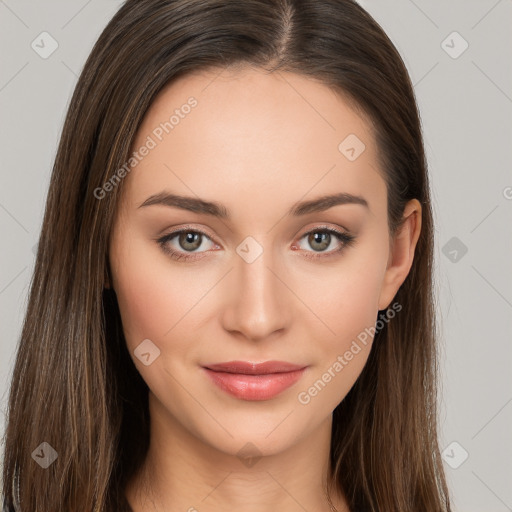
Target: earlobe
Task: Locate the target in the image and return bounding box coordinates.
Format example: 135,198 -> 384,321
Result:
377,199 -> 422,310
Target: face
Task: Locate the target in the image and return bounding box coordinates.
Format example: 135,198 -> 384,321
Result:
108,65 -> 415,457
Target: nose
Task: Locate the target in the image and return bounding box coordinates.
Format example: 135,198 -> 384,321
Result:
220,245 -> 290,342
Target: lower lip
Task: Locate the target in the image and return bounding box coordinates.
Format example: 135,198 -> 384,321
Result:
203,367 -> 306,401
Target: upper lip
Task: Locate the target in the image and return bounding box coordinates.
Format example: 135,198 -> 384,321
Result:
203,361 -> 306,375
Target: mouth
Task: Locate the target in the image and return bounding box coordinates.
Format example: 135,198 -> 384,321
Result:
202,361 -> 307,401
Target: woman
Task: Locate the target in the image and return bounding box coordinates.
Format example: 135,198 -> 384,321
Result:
1,0 -> 452,510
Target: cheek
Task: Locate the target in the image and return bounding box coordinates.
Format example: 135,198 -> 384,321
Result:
110,236 -> 176,346
313,253 -> 386,342
296,275 -> 382,412
300,243 -> 387,404
111,237 -> 214,351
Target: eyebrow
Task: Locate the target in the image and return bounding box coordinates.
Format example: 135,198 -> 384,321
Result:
138,191 -> 369,218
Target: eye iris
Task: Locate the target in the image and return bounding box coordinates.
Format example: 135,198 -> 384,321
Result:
309,232 -> 330,251
179,232 -> 201,251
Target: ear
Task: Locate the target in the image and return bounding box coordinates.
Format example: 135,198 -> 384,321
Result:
378,199 -> 422,310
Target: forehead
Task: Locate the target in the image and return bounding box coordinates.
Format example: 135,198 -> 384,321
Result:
121,66 -> 385,218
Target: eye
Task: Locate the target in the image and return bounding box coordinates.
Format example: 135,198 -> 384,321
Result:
156,225 -> 356,262
157,227 -> 217,261
294,226 -> 356,260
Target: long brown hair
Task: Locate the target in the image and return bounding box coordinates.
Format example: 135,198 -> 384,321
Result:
1,1 -> 451,510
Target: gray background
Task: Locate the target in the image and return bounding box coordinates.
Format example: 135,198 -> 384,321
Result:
1,0 -> 511,510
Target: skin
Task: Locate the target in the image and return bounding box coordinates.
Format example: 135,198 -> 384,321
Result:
108,65 -> 422,512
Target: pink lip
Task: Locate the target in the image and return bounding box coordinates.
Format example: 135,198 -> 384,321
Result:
202,361 -> 307,401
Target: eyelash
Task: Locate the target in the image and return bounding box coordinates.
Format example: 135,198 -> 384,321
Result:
156,225 -> 356,262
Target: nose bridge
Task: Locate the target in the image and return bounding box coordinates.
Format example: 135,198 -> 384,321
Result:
221,236 -> 288,340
